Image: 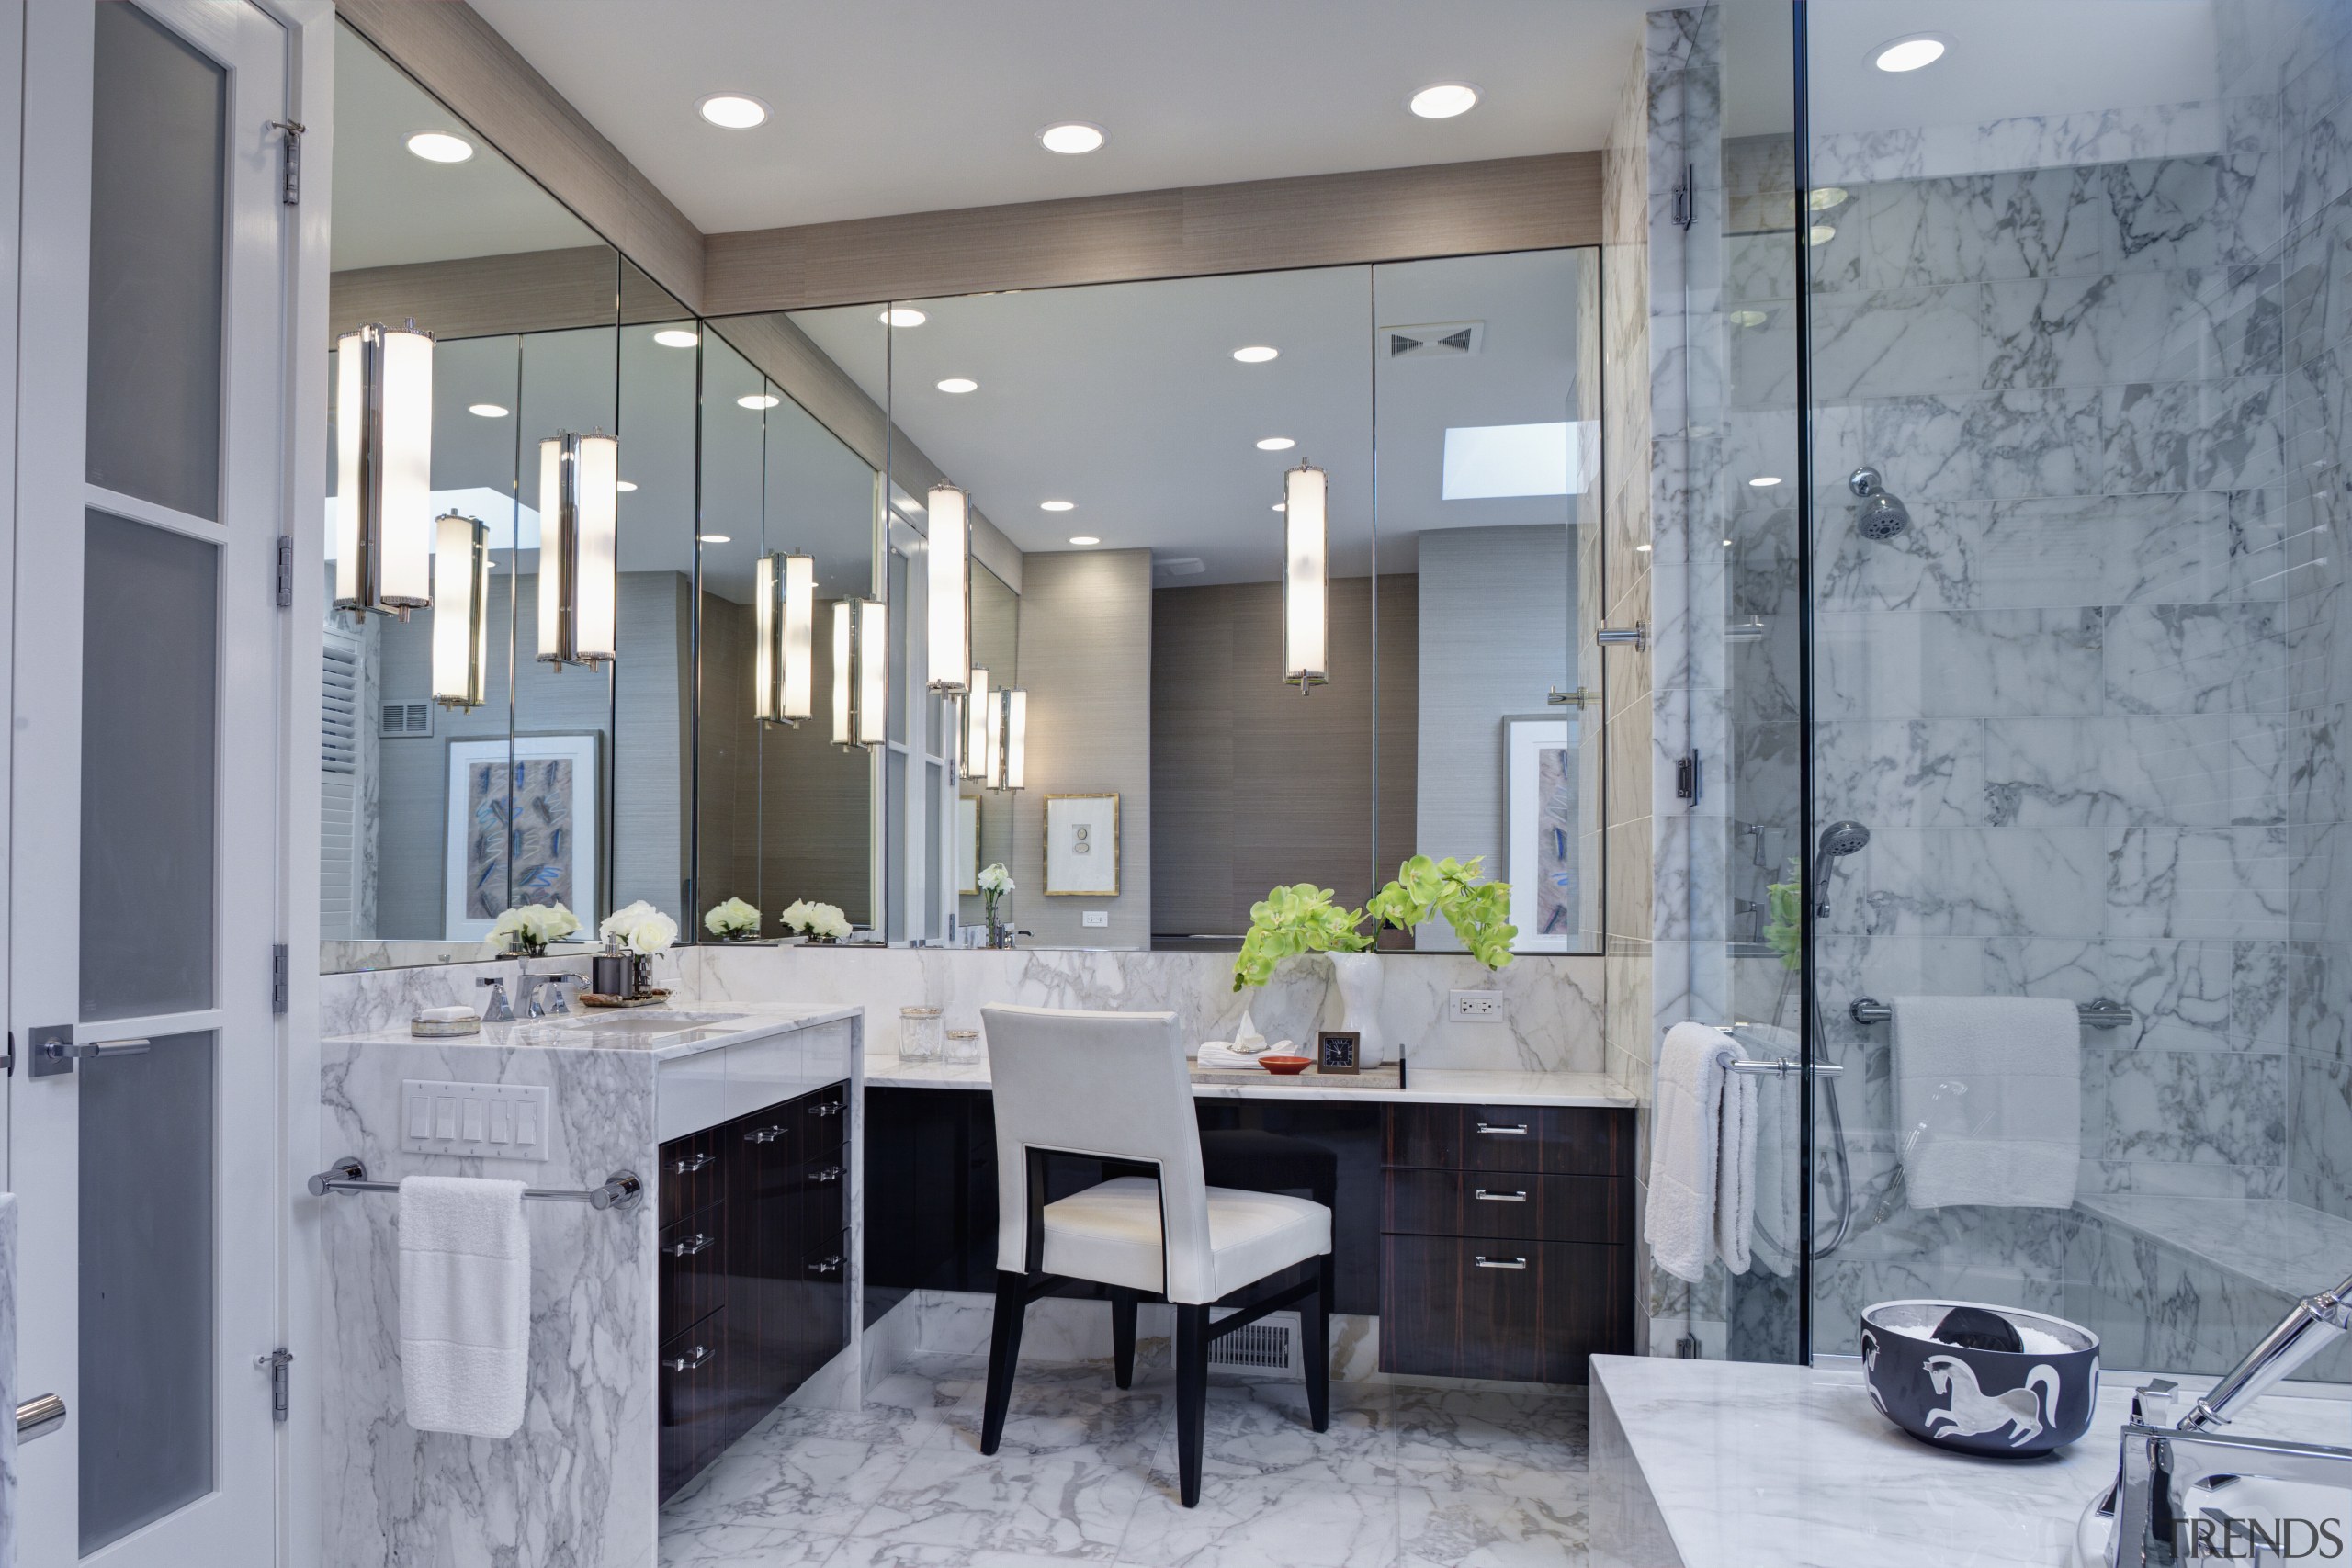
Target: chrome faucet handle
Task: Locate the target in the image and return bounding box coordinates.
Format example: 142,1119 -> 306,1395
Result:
476,976 -> 514,1022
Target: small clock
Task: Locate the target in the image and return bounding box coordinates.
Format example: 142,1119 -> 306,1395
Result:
1317,1030 -> 1361,1075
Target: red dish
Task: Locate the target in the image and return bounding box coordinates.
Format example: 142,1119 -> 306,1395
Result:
1259,1055 -> 1313,1076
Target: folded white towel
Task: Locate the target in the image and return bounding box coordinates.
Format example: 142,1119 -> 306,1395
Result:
1645,1022 -> 1736,1284
399,1176 -> 529,1438
417,1006 -> 475,1023
1894,996 -> 2080,1210
1714,1042 -> 1759,1277
1742,1023 -> 1804,1276
1200,1008 -> 1272,1055
1196,1037 -> 1296,1071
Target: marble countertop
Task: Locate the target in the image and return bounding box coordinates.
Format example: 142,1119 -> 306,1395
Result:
866,1052 -> 1634,1106
1593,1355 -> 2352,1568
322,1002 -> 860,1060
2075,1193 -> 2352,1297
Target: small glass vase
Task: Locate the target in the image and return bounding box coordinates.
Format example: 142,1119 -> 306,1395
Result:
899,1006 -> 944,1061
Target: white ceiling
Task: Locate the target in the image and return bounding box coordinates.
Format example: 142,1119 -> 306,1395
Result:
461,0 -> 1648,232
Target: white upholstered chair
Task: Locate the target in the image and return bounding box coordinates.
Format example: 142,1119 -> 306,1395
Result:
978,1004 -> 1335,1506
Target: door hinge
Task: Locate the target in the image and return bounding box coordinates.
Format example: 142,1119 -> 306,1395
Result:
256,1348 -> 293,1421
1671,163 -> 1695,230
2,1031 -> 12,1077
1675,750 -> 1702,806
271,943 -> 290,1015
275,536 -> 294,608
267,119 -> 303,206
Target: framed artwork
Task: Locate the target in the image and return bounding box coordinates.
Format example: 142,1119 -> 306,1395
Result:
445,733 -> 602,941
1503,715 -> 1577,953
1043,793 -> 1120,897
1317,1031 -> 1361,1075
958,795 -> 980,896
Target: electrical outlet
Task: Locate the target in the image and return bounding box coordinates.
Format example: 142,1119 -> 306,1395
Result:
1450,990 -> 1507,1023
1081,910 -> 1109,928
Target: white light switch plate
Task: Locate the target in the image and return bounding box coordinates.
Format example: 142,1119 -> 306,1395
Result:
1081,910 -> 1109,928
401,1079 -> 551,1161
1450,990 -> 1508,1022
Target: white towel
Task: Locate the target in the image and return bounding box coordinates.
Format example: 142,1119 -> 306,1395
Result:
1645,1022 -> 1736,1283
1894,996 -> 2080,1210
1714,1042 -> 1759,1277
1197,1010 -> 1288,1070
399,1176 -> 529,1438
1743,1023 -> 1804,1277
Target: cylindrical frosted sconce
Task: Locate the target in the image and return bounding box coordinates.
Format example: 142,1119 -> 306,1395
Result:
536,432 -> 619,669
430,512 -> 491,710
333,322 -> 435,620
755,550 -> 815,725
1283,463 -> 1328,690
926,481 -> 970,693
831,595 -> 887,749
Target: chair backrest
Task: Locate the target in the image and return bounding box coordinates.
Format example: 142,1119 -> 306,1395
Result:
980,1004 -> 1214,1301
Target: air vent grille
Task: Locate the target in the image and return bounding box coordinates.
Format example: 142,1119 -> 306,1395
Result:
379,701 -> 434,739
1383,320 -> 1484,359
1206,1313 -> 1299,1372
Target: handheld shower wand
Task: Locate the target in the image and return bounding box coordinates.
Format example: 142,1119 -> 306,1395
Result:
1811,820 -> 1871,917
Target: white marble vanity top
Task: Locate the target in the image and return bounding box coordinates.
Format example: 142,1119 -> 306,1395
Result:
322,1001 -> 860,1060
866,1052 -> 1634,1106
1592,1355 -> 2351,1568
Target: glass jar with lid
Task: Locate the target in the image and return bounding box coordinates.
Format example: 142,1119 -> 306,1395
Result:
898,1005 -> 944,1062
944,1027 -> 983,1066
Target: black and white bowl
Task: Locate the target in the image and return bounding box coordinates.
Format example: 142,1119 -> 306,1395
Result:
1860,1300 -> 2100,1459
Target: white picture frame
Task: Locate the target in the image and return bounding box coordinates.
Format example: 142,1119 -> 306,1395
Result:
1503,715 -> 1575,953
958,795 -> 980,896
1044,793 -> 1120,897
445,733 -> 602,941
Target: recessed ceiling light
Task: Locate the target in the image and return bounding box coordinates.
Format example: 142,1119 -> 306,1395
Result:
468,402 -> 508,418
653,329 -> 698,349
738,393 -> 780,410
1809,186 -> 1850,211
1256,436 -> 1295,451
879,308 -> 927,328
1272,502 -> 1286,513
1635,543 -> 1652,553
1408,83 -> 1479,119
1728,309 -> 1769,329
1037,121 -> 1105,154
1871,34 -> 1947,73
697,93 -> 770,129
616,480 -> 639,492
698,534 -> 731,544
1749,476 -> 1783,488
1233,345 -> 1279,364
1039,501 -> 1075,513
1069,536 -> 1100,547
404,130 -> 473,164
936,378 -> 978,394
1809,224 -> 1837,245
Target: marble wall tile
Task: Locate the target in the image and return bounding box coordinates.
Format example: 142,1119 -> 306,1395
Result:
2105,825 -> 2291,940
1815,387 -> 2105,502
1813,106 -> 2225,191
2103,376 -> 2286,493
1815,609 -> 2108,724
1984,716 -> 2284,828
2289,1050 -> 2352,1214
2082,1043 -> 2288,1168
2103,603 -> 2289,715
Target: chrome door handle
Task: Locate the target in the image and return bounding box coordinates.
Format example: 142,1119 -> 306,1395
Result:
17,1393 -> 64,1439
662,1344 -> 712,1373
1595,624 -> 1647,651
1474,1121 -> 1530,1136
744,1126 -> 787,1145
808,1255 -> 843,1277
1474,1256 -> 1530,1270
28,1025 -> 149,1078
663,1233 -> 713,1258
666,1152 -> 713,1175
1473,1189 -> 1529,1202
813,1165 -> 843,1183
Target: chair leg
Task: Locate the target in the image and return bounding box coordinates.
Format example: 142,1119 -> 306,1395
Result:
1175,1303 -> 1209,1508
1110,1289 -> 1138,1390
980,1271 -> 1030,1456
1303,1255 -> 1334,1433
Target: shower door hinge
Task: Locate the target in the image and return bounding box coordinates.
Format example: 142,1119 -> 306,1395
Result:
267,119 -> 304,206
271,943 -> 290,1015
1671,164 -> 1695,230
256,1348 -> 293,1421
1676,750 -> 1702,806
274,536 -> 294,607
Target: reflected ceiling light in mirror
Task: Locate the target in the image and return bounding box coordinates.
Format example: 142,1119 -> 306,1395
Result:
431,513 -> 491,711
615,479 -> 639,492
536,432 -> 619,670
1871,34 -> 1948,72
1069,536 -> 1099,547
738,393 -> 781,410
1748,476 -> 1782,488
1256,436 -> 1295,451
1283,463 -> 1329,692
1037,121 -> 1105,154
698,533 -> 731,543
879,307 -> 927,328
1272,502 -> 1285,512
936,378 -> 978,394
653,328 -> 698,348
334,322 -> 435,622
468,402 -> 508,418
831,597 -> 887,748
1727,309 -> 1768,329
404,130 -> 473,164
1233,345 -> 1280,364
1809,186 -> 1850,211
1408,83 -> 1479,119
964,666 -> 992,778
1809,224 -> 1837,245
926,483 -> 971,693
697,92 -> 770,129
755,551 -> 815,726
1039,500 -> 1074,512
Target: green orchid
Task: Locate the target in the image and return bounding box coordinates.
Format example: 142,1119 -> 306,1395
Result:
1231,883 -> 1371,990
1232,856 -> 1518,991
1765,860 -> 1804,972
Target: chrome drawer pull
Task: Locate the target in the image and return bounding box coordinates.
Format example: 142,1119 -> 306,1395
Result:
744,1126 -> 787,1145
814,1165 -> 843,1183
666,1152 -> 713,1175
809,1254 -> 843,1277
1474,1256 -> 1530,1270
808,1100 -> 842,1118
1475,1121 -> 1530,1136
664,1232 -> 712,1258
1473,1189 -> 1529,1202
663,1344 -> 712,1372
17,1393 -> 64,1440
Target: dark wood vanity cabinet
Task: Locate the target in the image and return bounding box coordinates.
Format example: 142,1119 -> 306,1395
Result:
1379,1103 -> 1634,1384
657,1080 -> 850,1502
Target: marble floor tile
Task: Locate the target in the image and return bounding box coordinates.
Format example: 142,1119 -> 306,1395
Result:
1397,1487 -> 1590,1568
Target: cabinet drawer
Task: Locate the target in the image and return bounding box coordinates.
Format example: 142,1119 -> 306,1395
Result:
1379,1235 -> 1627,1385
658,1126 -> 723,1224
1384,1105 -> 1623,1176
1382,1169 -> 1625,1246
658,1208 -> 725,1337
657,1312 -> 729,1503
799,1081 -> 849,1157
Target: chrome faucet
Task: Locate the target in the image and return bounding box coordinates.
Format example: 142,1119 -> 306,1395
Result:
513,966 -> 584,1019
477,976 -> 515,1022
2105,1269 -> 2352,1566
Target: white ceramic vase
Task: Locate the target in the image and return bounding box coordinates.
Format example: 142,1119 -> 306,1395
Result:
1326,952 -> 1385,1066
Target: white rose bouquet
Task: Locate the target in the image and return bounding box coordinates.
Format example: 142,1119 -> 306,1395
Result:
602,899 -> 680,955
780,899 -> 852,942
489,901 -> 580,957
704,896 -> 762,941
977,863 -> 1013,935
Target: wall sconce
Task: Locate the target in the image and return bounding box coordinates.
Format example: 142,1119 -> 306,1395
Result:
430,512 -> 491,710
926,481 -> 970,692
1283,462 -> 1329,691
333,322 -> 435,621
831,596 -> 887,749
755,550 -> 815,725
536,432 -> 619,670
994,687 -> 1027,791
963,665 -> 992,778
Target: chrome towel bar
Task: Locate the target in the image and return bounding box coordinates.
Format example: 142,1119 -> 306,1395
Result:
306,1156 -> 643,1212
1717,1053 -> 1844,1078
1849,996 -> 2134,1030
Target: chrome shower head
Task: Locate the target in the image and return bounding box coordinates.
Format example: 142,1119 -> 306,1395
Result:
1849,466 -> 1911,540
1812,820 -> 1871,916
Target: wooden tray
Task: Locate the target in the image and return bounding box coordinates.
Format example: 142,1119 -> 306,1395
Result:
578,988 -> 673,1010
